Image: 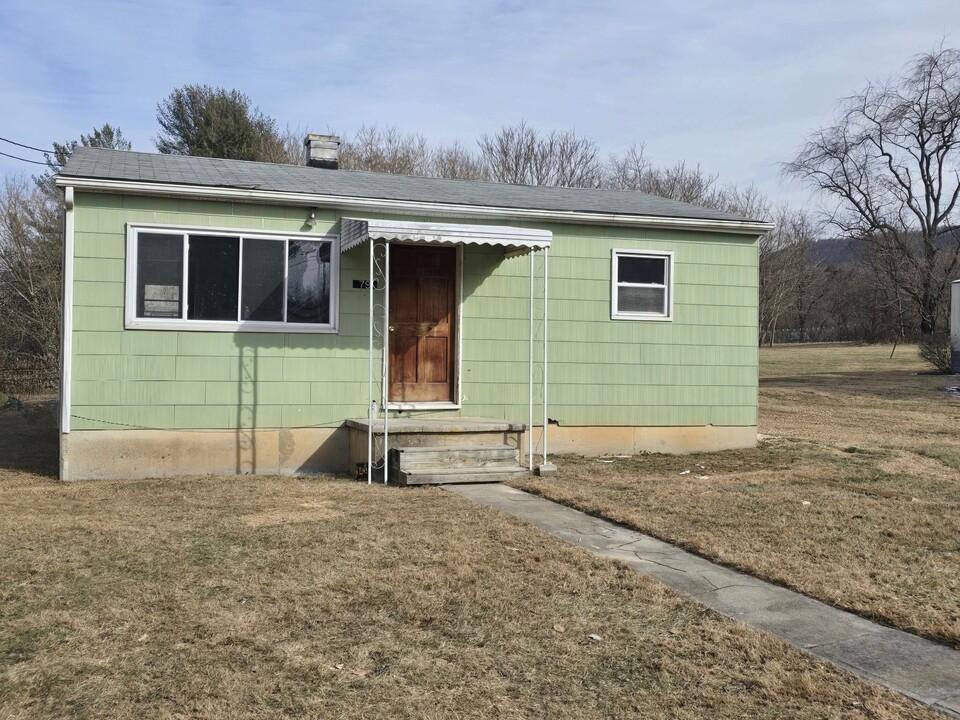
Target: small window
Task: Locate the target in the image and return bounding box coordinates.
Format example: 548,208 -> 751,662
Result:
126,226 -> 338,333
611,250 -> 673,321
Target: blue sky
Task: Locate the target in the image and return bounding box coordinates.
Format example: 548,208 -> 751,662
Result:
0,0 -> 957,207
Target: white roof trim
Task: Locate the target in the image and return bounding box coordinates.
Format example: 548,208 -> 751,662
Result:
340,217 -> 552,253
55,176 -> 774,236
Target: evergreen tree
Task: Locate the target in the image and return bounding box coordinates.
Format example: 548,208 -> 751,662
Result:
37,123 -> 131,195
155,85 -> 284,161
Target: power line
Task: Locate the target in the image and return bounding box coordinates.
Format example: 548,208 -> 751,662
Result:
0,150 -> 47,166
0,136 -> 53,154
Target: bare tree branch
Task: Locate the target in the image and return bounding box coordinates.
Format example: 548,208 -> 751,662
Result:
478,121 -> 603,188
783,46 -> 960,334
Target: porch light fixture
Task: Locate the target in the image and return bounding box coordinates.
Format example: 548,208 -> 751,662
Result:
306,209 -> 317,228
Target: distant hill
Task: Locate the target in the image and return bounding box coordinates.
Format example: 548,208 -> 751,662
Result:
811,226 -> 960,267
810,237 -> 861,266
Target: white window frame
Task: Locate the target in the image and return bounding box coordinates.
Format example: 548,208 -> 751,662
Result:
611,249 -> 674,321
124,223 -> 339,333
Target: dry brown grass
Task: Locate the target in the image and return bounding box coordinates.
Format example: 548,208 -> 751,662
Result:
0,404 -> 943,718
513,343 -> 960,650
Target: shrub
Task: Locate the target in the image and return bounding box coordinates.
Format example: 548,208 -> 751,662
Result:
918,332 -> 954,374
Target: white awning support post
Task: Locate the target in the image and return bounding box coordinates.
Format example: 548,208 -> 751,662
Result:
367,236 -> 374,484
543,245 -> 549,464
528,249 -> 534,471
366,238 -> 389,484
383,242 -> 390,484
536,246 -> 556,477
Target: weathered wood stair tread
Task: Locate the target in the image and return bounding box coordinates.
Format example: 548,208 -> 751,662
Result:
395,445 -> 520,467
390,443 -> 529,486
399,466 -> 530,486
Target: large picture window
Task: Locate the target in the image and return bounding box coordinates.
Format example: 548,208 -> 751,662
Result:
126,225 -> 338,332
611,249 -> 673,321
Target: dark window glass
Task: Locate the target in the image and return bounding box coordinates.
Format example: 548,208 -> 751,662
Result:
287,240 -> 331,324
241,239 -> 285,321
619,255 -> 665,285
137,233 -> 183,318
618,286 -> 666,314
187,235 -> 240,321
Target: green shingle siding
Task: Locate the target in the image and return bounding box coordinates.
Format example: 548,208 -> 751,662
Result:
68,191 -> 758,431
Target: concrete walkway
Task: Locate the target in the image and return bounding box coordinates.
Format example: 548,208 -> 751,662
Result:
444,483 -> 960,717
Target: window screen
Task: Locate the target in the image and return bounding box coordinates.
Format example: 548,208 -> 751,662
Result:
287,240 -> 331,324
137,233 -> 183,318
618,285 -> 666,314
187,235 -> 240,321
241,238 -> 285,322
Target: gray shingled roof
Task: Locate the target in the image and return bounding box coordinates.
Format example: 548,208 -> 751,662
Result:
60,147 -> 760,224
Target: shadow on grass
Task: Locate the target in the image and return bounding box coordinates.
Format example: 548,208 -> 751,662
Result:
761,368 -> 956,400
0,401 -> 59,479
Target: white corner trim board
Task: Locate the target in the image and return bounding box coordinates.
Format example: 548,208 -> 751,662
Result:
60,186 -> 75,433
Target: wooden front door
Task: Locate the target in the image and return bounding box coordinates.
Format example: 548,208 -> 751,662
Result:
389,245 -> 457,403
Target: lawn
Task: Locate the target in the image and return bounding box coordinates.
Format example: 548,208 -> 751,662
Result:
512,343 -> 960,650
0,402 -> 942,718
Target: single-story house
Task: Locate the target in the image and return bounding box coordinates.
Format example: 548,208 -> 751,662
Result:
55,136 -> 771,482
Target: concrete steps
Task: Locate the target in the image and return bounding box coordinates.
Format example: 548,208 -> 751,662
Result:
346,417 -> 529,483
389,444 -> 529,486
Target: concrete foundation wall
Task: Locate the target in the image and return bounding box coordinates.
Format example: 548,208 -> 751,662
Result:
61,423 -> 755,481
60,427 -> 349,481
525,424 -> 757,458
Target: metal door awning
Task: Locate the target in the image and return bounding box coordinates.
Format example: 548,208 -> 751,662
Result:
341,217 -> 552,254
348,216 -> 553,485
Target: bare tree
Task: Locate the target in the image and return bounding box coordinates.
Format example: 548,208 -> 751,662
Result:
340,125 -> 434,176
0,177 -> 61,381
606,144 -> 732,209
784,46 -> 960,334
717,184 -> 768,220
2,125 -> 132,390
432,141 -> 489,181
785,214 -> 827,342
758,207 -> 800,345
259,124 -> 307,165
605,144 -> 651,191
642,160 -> 724,206
478,121 -> 603,187
337,125 -> 490,180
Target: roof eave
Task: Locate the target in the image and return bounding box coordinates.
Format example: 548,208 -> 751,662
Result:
54,175 -> 774,235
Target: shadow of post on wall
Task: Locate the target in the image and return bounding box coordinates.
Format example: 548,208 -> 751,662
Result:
236,341 -> 258,474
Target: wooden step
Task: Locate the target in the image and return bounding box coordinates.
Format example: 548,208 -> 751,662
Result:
346,417 -> 528,474
388,444 -> 528,485
394,445 -> 520,470
398,466 -> 531,486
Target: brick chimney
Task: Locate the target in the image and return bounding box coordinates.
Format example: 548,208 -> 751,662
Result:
304,134 -> 340,169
